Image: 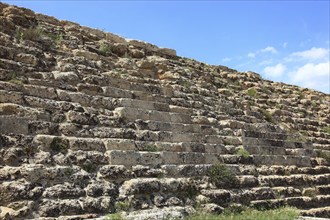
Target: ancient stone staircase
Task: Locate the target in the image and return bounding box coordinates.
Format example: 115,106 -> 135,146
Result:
0,2 -> 329,220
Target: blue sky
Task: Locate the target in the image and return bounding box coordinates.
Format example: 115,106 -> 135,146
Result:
3,0 -> 330,93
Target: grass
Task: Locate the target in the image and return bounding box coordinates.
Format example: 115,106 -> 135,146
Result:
104,213 -> 124,220
16,26 -> 43,42
322,126 -> 330,134
16,26 -> 63,47
316,151 -> 330,163
145,144 -> 161,152
186,207 -> 299,220
207,164 -> 239,188
235,147 -> 250,159
260,109 -> 273,123
246,88 -> 258,98
8,73 -> 24,85
99,42 -> 111,56
50,137 -> 68,154
115,201 -> 130,212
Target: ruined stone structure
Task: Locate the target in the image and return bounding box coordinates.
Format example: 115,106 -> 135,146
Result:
0,3 -> 329,220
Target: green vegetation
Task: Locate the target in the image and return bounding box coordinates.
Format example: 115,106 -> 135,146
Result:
246,88 -> 258,98
181,80 -> 192,89
99,42 -> 111,56
186,207 -> 299,220
104,213 -> 124,220
317,150 -> 330,163
235,147 -> 250,159
115,201 -> 130,212
322,126 -> 330,134
207,164 -> 239,188
8,73 -> 24,85
260,109 -> 273,123
9,77 -> 23,85
145,144 -> 162,152
16,26 -> 42,42
50,137 -> 68,154
81,162 -> 97,173
15,26 -> 63,47
182,179 -> 199,199
287,132 -> 308,143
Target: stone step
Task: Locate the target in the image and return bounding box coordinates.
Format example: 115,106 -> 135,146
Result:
251,195 -> 330,210
259,173 -> 330,187
312,144 -> 330,151
301,206 -> 330,218
244,145 -> 315,157
0,58 -> 22,70
243,130 -> 295,140
22,74 -> 230,113
114,107 -> 192,124
1,81 -> 220,122
243,136 -> 312,149
256,165 -> 330,176
253,155 -> 311,166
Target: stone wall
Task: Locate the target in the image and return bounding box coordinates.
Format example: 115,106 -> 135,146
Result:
0,2 -> 329,219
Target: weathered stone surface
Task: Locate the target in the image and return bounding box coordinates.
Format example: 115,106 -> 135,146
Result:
0,2 -> 329,219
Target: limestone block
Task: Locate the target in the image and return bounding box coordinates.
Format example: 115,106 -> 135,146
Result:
80,196 -> 114,213
103,86 -> 132,98
111,43 -> 127,57
23,84 -> 57,100
15,53 -> 38,66
162,151 -> 182,164
73,49 -> 99,60
67,137 -> 105,152
0,116 -> 29,134
120,178 -> 161,195
38,199 -> 83,217
0,90 -> 24,104
106,150 -> 140,166
42,183 -> 85,199
157,48 -> 177,57
99,165 -> 133,179
77,83 -> 103,96
85,181 -> 117,197
103,138 -> 136,151
53,71 -> 79,82
139,152 -> 163,167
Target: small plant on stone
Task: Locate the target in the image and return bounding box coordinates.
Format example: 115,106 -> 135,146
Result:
104,213 -> 124,220
316,151 -> 330,163
81,162 -> 97,173
246,88 -> 258,98
8,73 -> 23,85
115,201 -> 130,212
145,144 -> 161,152
50,137 -> 68,154
16,26 -> 42,42
181,80 -> 192,89
98,42 -> 111,56
207,164 -> 239,188
235,147 -> 250,159
260,109 -> 273,123
322,126 -> 330,135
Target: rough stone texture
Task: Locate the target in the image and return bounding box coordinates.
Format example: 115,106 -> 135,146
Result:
0,2 -> 330,220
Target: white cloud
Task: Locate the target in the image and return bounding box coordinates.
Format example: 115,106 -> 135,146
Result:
291,47 -> 329,60
222,57 -> 231,62
258,59 -> 273,66
260,46 -> 278,54
264,63 -> 286,78
248,53 -> 256,58
282,42 -> 288,49
290,61 -> 330,93
247,46 -> 278,59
